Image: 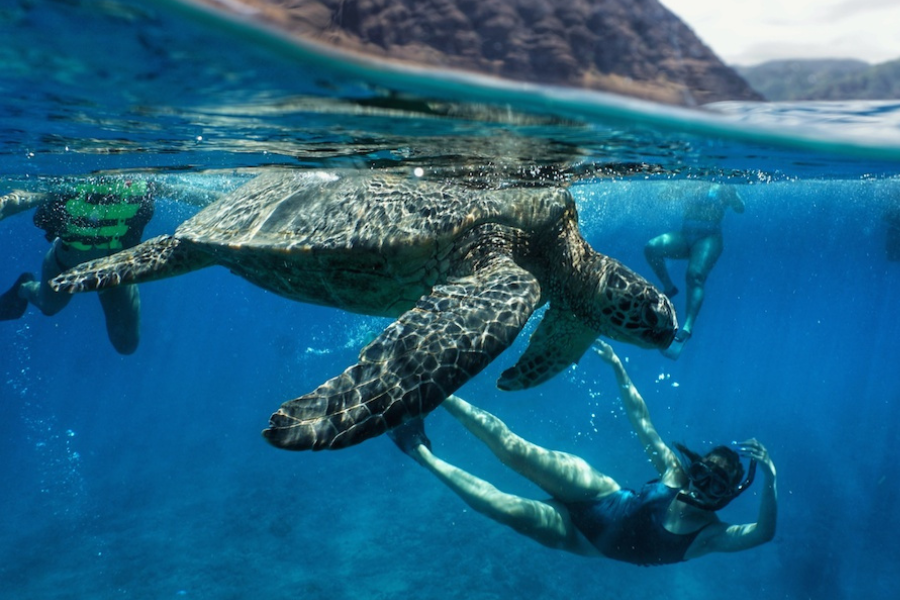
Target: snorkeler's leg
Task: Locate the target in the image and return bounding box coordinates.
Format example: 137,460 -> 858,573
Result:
682,235 -> 723,334
442,395 -> 619,503
98,283 -> 141,355
0,272 -> 35,320
408,441 -> 592,553
644,232 -> 689,297
20,240 -> 72,316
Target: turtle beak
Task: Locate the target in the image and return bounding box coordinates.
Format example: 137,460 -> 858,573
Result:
649,293 -> 678,348
612,290 -> 676,350
592,262 -> 678,350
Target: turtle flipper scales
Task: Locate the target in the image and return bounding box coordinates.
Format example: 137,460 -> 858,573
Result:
497,304 -> 599,391
262,256 -> 542,451
50,235 -> 214,293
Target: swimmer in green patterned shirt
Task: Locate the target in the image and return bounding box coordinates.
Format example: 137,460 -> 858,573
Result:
0,177 -> 220,354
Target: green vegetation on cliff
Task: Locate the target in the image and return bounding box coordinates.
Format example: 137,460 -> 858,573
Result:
736,58 -> 900,101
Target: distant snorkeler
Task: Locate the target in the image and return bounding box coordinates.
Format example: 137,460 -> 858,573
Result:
0,179 -> 154,354
644,182 -> 745,359
388,340 -> 777,566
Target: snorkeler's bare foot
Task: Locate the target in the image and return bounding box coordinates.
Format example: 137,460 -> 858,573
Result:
387,417 -> 432,457
0,273 -> 35,321
664,285 -> 679,299
662,329 -> 691,360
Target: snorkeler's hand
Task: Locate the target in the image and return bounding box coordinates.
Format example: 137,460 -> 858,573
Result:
0,190 -> 44,221
736,438 -> 775,478
0,192 -> 19,220
592,340 -> 617,364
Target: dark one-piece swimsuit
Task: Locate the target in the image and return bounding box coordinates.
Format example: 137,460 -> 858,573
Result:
564,480 -> 709,566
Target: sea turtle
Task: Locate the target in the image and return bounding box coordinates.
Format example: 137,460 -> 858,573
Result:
52,169 -> 676,451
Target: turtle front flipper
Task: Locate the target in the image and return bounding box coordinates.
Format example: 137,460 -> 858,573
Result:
263,256 -> 542,451
51,235 -> 214,293
496,304 -> 599,391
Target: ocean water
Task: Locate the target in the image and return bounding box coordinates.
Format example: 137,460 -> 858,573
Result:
1,1 -> 899,599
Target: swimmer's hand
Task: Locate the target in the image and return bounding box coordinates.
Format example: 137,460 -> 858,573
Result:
0,190 -> 44,221
592,340 -> 617,364
735,438 -> 776,478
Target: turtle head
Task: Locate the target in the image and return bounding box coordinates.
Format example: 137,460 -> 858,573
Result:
587,257 -> 677,349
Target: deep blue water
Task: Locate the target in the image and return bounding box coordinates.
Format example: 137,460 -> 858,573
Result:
2,1 -> 900,599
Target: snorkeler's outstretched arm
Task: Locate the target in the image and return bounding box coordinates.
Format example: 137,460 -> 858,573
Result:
0,190 -> 48,221
695,439 -> 777,555
724,186 -> 745,214
592,341 -> 680,477
150,180 -> 225,208
2,180 -> 223,222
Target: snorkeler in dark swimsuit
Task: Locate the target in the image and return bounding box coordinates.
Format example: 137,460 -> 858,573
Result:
645,183 -> 745,359
389,340 -> 777,566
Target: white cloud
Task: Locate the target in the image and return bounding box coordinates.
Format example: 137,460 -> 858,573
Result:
659,0 -> 900,65
822,0 -> 899,21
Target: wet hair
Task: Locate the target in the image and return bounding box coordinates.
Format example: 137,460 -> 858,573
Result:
705,446 -> 745,485
675,443 -> 745,486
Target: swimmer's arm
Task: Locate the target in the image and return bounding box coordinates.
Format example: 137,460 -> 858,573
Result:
592,341 -> 679,477
0,190 -> 48,221
725,187 -> 745,214
698,441 -> 777,554
150,181 -> 224,207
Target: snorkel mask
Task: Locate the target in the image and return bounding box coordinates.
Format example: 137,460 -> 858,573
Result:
675,444 -> 757,511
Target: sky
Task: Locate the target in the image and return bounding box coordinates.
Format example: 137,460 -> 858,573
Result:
660,0 -> 900,65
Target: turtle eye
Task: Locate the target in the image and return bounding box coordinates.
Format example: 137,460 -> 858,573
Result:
642,303 -> 659,327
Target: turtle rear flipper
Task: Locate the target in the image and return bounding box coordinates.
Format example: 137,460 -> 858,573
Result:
262,255 -> 542,451
51,235 -> 214,293
497,305 -> 599,391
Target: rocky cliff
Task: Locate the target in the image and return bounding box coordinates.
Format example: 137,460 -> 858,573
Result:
190,0 -> 761,106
